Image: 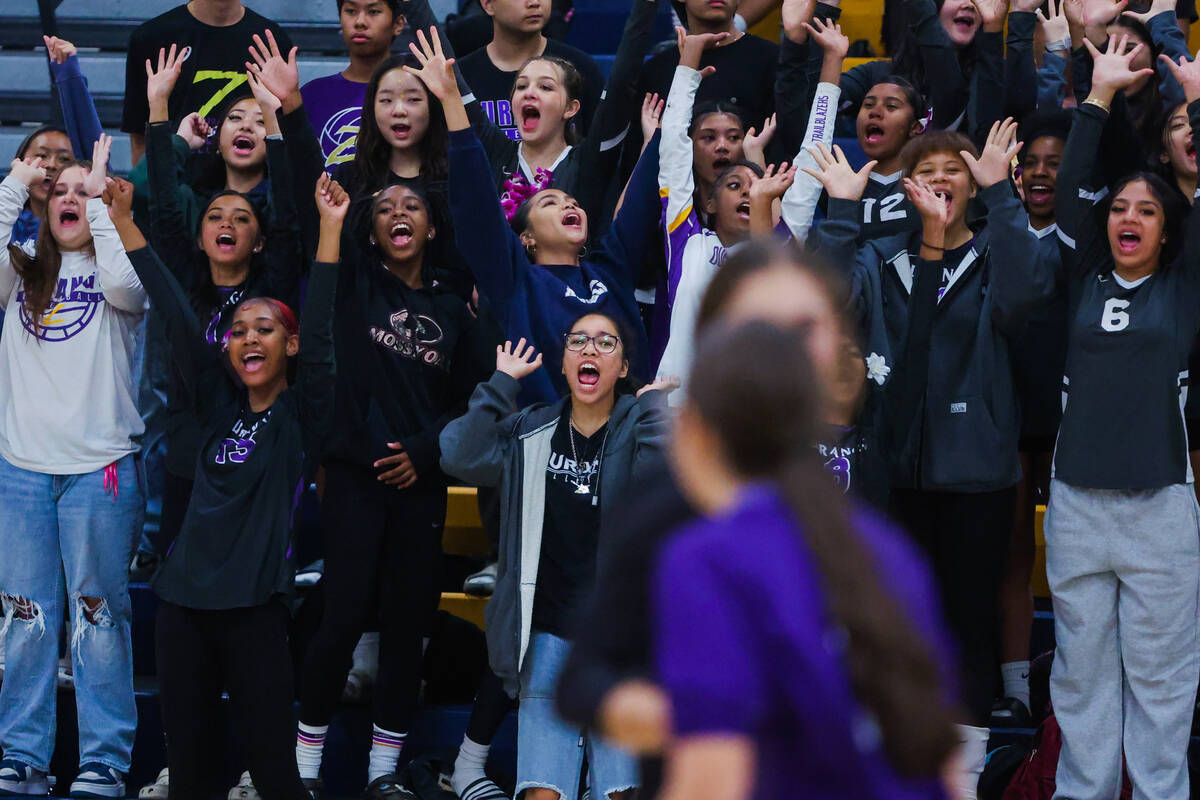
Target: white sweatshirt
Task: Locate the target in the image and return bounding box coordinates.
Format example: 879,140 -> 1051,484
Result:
0,175 -> 147,474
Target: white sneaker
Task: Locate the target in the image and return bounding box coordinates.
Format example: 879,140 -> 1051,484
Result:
139,767 -> 169,799
228,770 -> 260,800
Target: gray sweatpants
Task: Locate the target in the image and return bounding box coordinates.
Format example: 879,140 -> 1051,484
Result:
1045,480 -> 1200,800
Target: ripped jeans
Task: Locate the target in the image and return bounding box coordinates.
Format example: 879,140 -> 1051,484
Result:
0,453 -> 144,774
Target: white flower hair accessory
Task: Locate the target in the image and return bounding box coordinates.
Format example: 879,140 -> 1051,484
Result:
866,352 -> 890,385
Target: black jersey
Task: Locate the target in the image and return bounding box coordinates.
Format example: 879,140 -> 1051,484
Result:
1052,102 -> 1200,489
857,171 -> 920,244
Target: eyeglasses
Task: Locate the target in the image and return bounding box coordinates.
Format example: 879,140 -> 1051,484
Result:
563,332 -> 621,354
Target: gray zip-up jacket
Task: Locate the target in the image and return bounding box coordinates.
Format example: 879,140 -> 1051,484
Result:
439,371 -> 670,696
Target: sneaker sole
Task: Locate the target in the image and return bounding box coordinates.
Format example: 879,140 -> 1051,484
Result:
68,786 -> 126,799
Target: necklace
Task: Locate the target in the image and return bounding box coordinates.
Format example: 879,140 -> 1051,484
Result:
568,416 -> 608,505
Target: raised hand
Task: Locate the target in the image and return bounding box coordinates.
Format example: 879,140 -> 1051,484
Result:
8,155 -> 46,188
675,26 -> 727,75
742,113 -> 777,167
43,35 -> 76,64
1062,0 -> 1086,28
1083,0 -> 1127,26
904,176 -> 950,231
1160,53 -> 1200,103
637,375 -> 682,398
1036,0 -> 1071,45
102,177 -> 136,221
315,173 -> 350,224
81,134 -> 112,197
246,29 -> 300,107
404,26 -> 459,102
496,338 -> 543,379
972,0 -> 1010,30
960,117 -> 1022,188
640,92 -> 665,142
802,17 -> 850,58
246,69 -> 281,115
146,43 -> 187,122
782,0 -> 818,42
176,112 -> 212,150
1120,0 -> 1173,23
749,162 -> 798,202
800,142 -> 878,201
374,442 -> 418,489
1085,33 -> 1154,101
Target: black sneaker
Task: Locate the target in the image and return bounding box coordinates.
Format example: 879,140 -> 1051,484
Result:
463,562 -> 498,596
364,775 -> 417,800
990,696 -> 1033,728
302,777 -> 324,800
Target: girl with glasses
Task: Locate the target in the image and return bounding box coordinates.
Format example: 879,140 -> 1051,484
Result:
440,311 -> 676,800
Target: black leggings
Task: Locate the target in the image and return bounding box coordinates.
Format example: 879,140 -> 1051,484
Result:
890,487 -> 1015,726
155,600 -> 308,800
299,462 -> 446,732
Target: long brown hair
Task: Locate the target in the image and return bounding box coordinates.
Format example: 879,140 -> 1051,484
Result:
686,321 -> 960,776
8,159 -> 92,336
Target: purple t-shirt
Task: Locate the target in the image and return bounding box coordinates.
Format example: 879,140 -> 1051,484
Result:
300,73 -> 368,170
653,485 -> 951,800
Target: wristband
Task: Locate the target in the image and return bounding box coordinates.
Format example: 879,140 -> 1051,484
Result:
920,240 -> 945,251
1046,36 -> 1071,52
1083,96 -> 1111,113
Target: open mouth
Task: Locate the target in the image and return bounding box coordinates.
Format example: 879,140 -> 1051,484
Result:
390,220 -> 414,247
735,200 -> 750,219
1117,230 -> 1142,254
577,361 -> 600,387
1028,183 -> 1054,205
520,104 -> 541,135
216,232 -> 237,251
863,123 -> 884,145
562,210 -> 582,229
952,11 -> 977,32
231,135 -> 255,156
58,209 -> 79,227
934,190 -> 953,208
241,352 -> 266,374
391,123 -> 411,140
711,157 -> 732,172
1187,140 -> 1196,159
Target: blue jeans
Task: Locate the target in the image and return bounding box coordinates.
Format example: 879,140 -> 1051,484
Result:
0,453 -> 144,773
517,631 -> 638,800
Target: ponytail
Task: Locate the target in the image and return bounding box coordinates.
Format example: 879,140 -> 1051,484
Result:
687,321 -> 960,776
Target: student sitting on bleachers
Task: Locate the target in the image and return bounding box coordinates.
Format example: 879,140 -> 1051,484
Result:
121,0 -> 294,166
300,0 -> 406,170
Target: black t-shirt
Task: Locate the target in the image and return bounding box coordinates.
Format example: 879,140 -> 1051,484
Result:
858,172 -> 920,243
209,406 -> 272,473
938,238 -> 976,300
533,411 -> 607,638
122,5 -> 294,134
458,39 -> 605,140
634,33 -> 777,137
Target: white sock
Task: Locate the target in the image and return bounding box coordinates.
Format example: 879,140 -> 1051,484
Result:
1001,660 -> 1031,710
296,722 -> 328,781
368,725 -> 406,783
452,735 -> 491,796
351,631 -> 380,679
954,724 -> 990,800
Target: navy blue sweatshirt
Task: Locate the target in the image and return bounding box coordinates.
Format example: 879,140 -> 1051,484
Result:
448,127 -> 660,404
812,183 -> 1055,492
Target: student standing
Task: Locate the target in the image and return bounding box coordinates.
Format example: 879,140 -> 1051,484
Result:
457,0 -> 605,140
0,137 -> 147,799
300,0 -> 406,169
121,0 -> 294,165
1045,40 -> 1200,800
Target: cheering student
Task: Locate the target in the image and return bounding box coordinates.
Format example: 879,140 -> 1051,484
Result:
440,317 -> 674,800
0,137 -> 147,799
805,117 -> 1052,797
1044,38 -> 1200,800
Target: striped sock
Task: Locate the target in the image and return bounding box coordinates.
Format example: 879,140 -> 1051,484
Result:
368,725 -> 407,782
296,722 -> 328,780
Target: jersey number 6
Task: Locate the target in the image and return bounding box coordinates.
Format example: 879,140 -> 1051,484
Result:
1101,298 -> 1131,332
